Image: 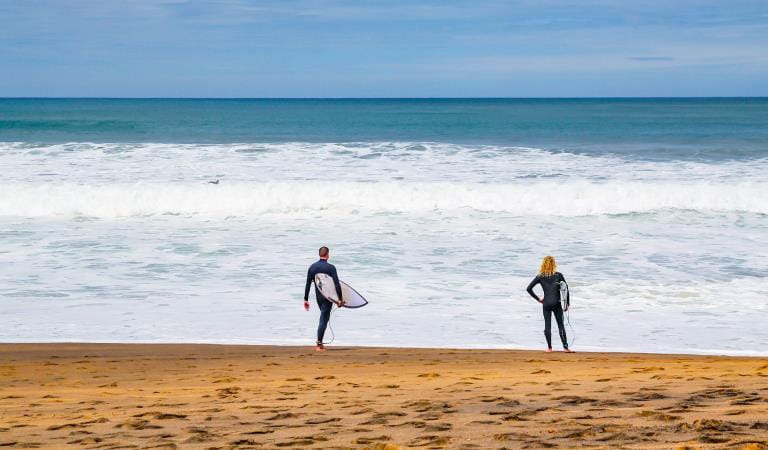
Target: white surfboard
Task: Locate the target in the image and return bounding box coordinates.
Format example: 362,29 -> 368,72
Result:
314,273 -> 368,308
559,280 -> 569,311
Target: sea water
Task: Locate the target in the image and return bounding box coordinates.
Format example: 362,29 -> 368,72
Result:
1,98 -> 766,355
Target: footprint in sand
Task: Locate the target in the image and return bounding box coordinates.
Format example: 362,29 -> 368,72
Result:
636,410 -> 680,421
478,396 -> 507,403
185,427 -> 219,443
272,439 -> 313,447
631,366 -> 665,373
115,418 -> 162,430
216,386 -> 241,398
500,406 -> 547,422
389,420 -> 426,429
212,376 -> 238,383
558,424 -> 631,440
595,399 -> 628,407
696,435 -> 731,444
678,418 -> 737,433
408,435 -> 452,447
361,417 -> 389,425
306,417 -> 341,425
554,395 -> 599,406
627,391 -> 667,402
47,418 -> 110,431
133,411 -> 188,420
373,411 -> 408,420
229,438 -> 263,446
402,400 -> 455,414
417,373 -> 441,379
355,435 -> 392,445
242,428 -> 275,435
498,399 -> 521,408
194,407 -> 224,413
572,414 -> 594,420
266,412 -> 298,420
494,432 -> 534,441
184,427 -> 214,441
425,422 -> 452,431
66,437 -> 103,445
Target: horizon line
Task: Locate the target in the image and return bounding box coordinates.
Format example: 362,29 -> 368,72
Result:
1,96 -> 767,100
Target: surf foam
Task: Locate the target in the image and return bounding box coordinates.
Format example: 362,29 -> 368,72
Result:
0,181 -> 765,218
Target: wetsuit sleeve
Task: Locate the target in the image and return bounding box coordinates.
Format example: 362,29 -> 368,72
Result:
526,276 -> 541,301
304,267 -> 313,301
331,266 -> 343,301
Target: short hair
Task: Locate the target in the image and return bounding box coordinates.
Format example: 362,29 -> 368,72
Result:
318,246 -> 329,257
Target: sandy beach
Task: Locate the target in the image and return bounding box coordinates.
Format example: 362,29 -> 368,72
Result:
0,344 -> 766,449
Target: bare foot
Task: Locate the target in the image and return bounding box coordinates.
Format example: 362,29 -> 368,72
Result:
546,348 -> 553,353
564,348 -> 574,353
315,344 -> 326,352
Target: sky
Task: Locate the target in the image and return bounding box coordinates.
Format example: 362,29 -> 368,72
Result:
1,0 -> 767,97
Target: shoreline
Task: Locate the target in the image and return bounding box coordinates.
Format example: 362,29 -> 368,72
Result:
2,341 -> 767,358
1,343 -> 767,448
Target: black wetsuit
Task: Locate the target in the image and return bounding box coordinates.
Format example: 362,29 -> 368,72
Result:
526,272 -> 569,349
304,259 -> 343,344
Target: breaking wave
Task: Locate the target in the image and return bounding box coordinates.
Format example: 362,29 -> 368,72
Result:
1,181 -> 765,218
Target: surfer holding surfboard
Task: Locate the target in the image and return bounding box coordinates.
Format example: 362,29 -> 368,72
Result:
526,256 -> 574,353
304,246 -> 344,352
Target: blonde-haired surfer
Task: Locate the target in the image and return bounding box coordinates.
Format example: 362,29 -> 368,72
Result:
526,256 -> 573,353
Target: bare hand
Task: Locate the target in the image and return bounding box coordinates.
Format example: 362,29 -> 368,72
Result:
303,301 -> 310,311
538,299 -> 544,304
338,299 -> 346,307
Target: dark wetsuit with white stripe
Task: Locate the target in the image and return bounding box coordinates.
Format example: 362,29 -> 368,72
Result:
527,272 -> 569,349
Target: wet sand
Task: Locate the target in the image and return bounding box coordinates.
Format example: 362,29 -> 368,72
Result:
0,344 -> 766,449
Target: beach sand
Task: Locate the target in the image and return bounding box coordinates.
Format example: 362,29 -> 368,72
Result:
0,344 -> 766,449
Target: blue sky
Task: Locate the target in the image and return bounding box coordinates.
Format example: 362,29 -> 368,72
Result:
1,0 -> 767,97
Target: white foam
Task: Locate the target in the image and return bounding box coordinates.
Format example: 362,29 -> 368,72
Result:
1,142 -> 767,185
0,180 -> 765,218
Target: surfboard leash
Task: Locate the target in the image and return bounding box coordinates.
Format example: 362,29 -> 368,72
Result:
565,308 -> 576,347
322,304 -> 343,345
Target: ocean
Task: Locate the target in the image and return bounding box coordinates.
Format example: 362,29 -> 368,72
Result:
1,98 -> 766,355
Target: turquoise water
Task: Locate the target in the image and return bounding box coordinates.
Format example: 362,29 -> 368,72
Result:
0,98 -> 767,354
2,98 -> 767,159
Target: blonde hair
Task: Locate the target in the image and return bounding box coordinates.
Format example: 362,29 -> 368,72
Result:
539,256 -> 557,277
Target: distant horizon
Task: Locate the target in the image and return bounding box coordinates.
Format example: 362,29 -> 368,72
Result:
3,96 -> 768,100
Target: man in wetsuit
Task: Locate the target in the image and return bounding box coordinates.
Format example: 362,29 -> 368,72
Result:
304,246 -> 344,352
527,266 -> 573,353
